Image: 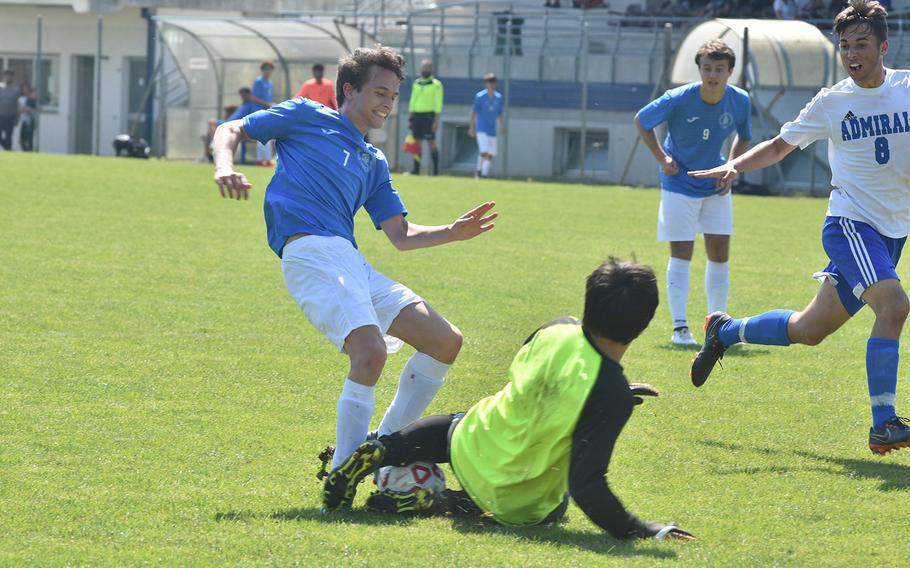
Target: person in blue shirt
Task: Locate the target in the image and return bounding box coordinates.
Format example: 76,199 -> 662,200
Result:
634,39 -> 751,346
226,87 -> 260,122
251,61 -> 275,166
201,87 -> 261,163
211,46 -> 497,472
468,73 -> 505,179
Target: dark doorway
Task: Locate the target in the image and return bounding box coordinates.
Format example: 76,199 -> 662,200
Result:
73,55 -> 94,154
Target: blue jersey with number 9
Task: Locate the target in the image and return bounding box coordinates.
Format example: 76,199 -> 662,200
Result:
637,83 -> 752,198
243,99 -> 407,257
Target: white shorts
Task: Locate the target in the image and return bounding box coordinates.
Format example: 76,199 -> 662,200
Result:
657,189 -> 733,242
281,235 -> 422,352
476,132 -> 497,156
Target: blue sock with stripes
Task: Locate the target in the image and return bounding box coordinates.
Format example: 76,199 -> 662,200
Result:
718,310 -> 795,347
867,338 -> 898,428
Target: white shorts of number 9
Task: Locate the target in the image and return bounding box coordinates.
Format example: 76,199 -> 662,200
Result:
475,132 -> 497,156
657,189 -> 733,242
281,235 -> 422,353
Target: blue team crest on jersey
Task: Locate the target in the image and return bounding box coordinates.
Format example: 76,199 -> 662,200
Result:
718,112 -> 734,129
358,149 -> 373,172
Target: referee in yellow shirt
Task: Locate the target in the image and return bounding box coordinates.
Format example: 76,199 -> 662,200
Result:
408,59 -> 444,175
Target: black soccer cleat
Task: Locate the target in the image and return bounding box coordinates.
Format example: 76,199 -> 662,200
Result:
869,416 -> 910,455
690,312 -> 732,387
365,488 -> 437,515
322,439 -> 386,511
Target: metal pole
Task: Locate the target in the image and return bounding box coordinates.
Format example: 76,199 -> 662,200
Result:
94,15 -> 103,156
741,26 -> 749,89
431,24 -> 437,70
502,14 -> 512,178
580,22 -> 588,182
35,15 -> 42,152
143,8 -> 155,145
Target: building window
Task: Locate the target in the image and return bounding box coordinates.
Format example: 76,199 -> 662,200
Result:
1,54 -> 60,109
556,128 -> 609,177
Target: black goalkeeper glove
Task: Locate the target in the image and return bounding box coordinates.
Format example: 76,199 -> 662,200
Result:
629,383 -> 660,406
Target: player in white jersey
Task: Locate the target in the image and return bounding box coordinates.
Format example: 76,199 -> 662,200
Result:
687,0 -> 910,454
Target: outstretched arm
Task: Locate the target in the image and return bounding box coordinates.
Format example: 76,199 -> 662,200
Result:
212,119 -> 252,200
689,135 -> 796,193
380,202 -> 497,251
569,375 -> 694,541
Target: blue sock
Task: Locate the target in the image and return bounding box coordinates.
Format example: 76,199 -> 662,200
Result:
867,338 -> 898,428
718,309 -> 794,347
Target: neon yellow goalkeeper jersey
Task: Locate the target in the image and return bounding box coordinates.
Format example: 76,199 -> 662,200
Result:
449,321 -> 604,526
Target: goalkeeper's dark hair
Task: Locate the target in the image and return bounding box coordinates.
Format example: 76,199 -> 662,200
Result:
835,0 -> 888,45
336,45 -> 406,107
583,258 -> 658,345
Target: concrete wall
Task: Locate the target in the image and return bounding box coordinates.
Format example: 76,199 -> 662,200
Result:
0,4 -> 148,155
386,103 -> 659,184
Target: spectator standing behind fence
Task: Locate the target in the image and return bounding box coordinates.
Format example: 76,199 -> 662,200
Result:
774,0 -> 798,17
408,59 -> 443,176
295,64 -> 337,110
0,70 -> 18,151
251,61 -> 275,166
469,73 -> 505,179
18,83 -> 36,152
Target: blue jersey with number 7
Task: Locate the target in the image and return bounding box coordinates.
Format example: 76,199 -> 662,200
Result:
637,83 -> 752,198
243,98 -> 407,257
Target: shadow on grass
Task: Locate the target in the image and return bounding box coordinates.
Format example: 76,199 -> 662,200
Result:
655,344 -> 771,357
216,507 -> 418,526
449,517 -> 678,559
216,509 -> 678,558
699,440 -> 910,491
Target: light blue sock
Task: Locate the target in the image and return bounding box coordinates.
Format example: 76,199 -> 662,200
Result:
718,309 -> 794,348
867,338 -> 898,428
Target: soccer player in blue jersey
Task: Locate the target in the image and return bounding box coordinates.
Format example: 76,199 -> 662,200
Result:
250,61 -> 275,166
634,40 -> 752,346
468,73 -> 504,179
211,46 -> 498,470
689,0 -> 910,454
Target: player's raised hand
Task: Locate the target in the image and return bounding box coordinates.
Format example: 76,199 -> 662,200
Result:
450,201 -> 497,241
629,383 -> 659,406
689,164 -> 738,196
639,521 -> 696,541
215,167 -> 252,200
662,155 -> 678,176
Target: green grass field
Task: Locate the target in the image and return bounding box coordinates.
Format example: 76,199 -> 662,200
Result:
3,152 -> 910,566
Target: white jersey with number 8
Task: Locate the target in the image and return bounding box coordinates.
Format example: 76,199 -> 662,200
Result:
779,68 -> 910,238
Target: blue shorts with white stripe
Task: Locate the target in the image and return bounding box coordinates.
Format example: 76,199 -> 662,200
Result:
815,216 -> 906,316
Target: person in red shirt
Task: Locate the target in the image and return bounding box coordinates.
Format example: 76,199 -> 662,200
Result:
295,63 -> 337,109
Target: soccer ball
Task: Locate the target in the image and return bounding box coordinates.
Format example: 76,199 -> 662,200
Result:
378,462 -> 446,493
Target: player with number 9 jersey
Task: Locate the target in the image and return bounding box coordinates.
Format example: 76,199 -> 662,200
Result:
634,39 -> 752,347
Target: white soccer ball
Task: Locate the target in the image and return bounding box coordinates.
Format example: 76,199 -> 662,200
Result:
378,462 -> 446,493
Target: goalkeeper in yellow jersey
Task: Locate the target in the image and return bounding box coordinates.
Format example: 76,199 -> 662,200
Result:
323,258 -> 695,542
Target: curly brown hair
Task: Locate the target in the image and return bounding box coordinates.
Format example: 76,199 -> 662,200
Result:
694,39 -> 736,69
336,45 -> 406,107
835,0 -> 888,45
